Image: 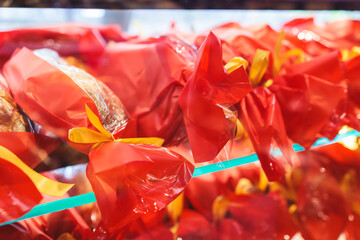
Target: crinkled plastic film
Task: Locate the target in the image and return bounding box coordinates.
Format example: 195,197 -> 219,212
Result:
0,129 -> 358,226
33,48 -> 129,135
2,12 -> 360,239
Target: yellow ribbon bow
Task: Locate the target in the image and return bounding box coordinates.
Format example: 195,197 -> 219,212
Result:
225,32 -> 305,88
249,49 -> 271,87
273,31 -> 305,76
224,56 -> 249,73
0,146 -> 73,197
68,105 -> 164,148
341,46 -> 360,61
225,51 -> 270,87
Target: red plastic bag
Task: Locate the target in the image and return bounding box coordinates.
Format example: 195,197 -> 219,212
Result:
239,86 -> 294,181
87,141 -> 194,237
0,78 -> 61,168
283,51 -> 343,83
92,35 -> 195,146
296,168 -> 348,240
0,206 -> 91,240
122,210 -> 173,240
216,219 -> 244,240
228,192 -> 298,240
0,159 -> 42,223
185,162 -> 260,220
177,210 -> 218,240
345,214 -> 360,240
3,47 -> 131,154
132,226 -> 173,240
341,55 -> 360,132
0,132 -> 60,168
288,147 -> 360,240
270,75 -> 346,147
0,24 -> 113,67
193,22 -> 276,63
0,144 -> 75,225
345,56 -> 360,106
93,24 -> 136,43
178,32 -> 251,163
270,51 -> 346,147
283,18 -> 360,51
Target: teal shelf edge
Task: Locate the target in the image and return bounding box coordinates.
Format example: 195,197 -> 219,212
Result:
0,192 -> 97,226
1,130 -> 359,226
193,130 -> 360,177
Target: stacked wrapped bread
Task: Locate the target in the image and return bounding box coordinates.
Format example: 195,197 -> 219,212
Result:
0,77 -> 28,132
33,49 -> 128,134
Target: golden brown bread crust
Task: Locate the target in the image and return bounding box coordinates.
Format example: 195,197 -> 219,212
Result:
97,80 -> 129,134
33,49 -> 128,134
0,84 -> 28,132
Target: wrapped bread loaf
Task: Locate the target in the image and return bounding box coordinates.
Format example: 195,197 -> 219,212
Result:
0,80 -> 28,132
33,49 -> 128,134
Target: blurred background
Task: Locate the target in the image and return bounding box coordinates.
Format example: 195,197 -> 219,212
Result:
1,0 -> 360,10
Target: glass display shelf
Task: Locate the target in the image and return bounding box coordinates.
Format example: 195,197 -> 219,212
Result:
1,8 -> 360,35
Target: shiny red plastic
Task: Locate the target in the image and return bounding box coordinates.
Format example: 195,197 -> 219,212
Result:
3,47 -> 111,153
86,141 -> 194,237
0,207 -> 91,240
239,86 -> 294,181
228,192 -> 298,240
0,132 -> 60,168
178,32 -> 251,163
0,159 -> 42,223
270,51 -> 346,147
283,18 -> 360,51
185,161 -> 260,220
0,24 -> 111,67
92,35 -> 195,146
178,210 -> 218,240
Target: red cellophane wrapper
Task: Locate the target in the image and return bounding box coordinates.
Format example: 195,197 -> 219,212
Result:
178,143 -> 298,239
179,140 -> 360,240
0,72 -> 8,89
3,46 -> 195,239
0,132 -> 60,168
124,210 -> 174,240
226,191 -> 298,240
239,86 -> 295,181
32,142 -> 356,240
0,80 -> 61,168
0,195 -> 92,240
0,24 -> 124,67
91,24 -> 137,43
3,47 -> 132,154
283,18 -> 360,52
0,79 -> 62,224
0,146 -> 63,224
193,22 -> 303,68
281,18 -> 333,57
87,141 -> 194,238
287,143 -> 360,240
178,209 -> 218,240
295,165 -> 348,240
182,137 -> 256,221
342,55 -> 360,131
178,32 -> 251,163
193,22 -> 278,61
185,162 -> 260,221
91,35 -> 196,146
0,159 -> 42,224
270,51 -> 347,147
